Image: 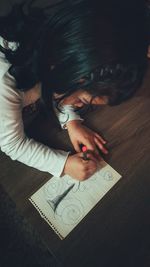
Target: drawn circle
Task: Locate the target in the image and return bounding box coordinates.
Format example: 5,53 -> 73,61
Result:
102,171 -> 113,181
55,198 -> 84,225
78,183 -> 90,192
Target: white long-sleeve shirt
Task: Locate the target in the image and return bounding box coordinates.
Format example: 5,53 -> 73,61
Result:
0,37 -> 82,177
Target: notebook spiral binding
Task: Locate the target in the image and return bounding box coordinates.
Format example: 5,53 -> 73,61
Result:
29,198 -> 64,240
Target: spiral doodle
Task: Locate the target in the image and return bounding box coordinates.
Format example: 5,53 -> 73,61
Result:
55,198 -> 84,225
100,170 -> 113,181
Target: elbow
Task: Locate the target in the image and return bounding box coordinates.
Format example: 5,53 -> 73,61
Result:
0,136 -> 27,161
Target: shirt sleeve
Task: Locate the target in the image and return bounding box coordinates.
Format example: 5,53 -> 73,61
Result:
0,72 -> 69,177
53,102 -> 84,129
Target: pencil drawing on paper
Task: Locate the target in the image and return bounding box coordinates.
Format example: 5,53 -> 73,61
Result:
100,170 -> 113,181
44,167 -> 114,224
47,183 -> 75,212
54,198 -> 84,225
45,180 -> 84,225
29,161 -> 122,238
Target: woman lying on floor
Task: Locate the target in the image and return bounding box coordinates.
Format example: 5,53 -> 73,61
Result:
0,0 -> 149,180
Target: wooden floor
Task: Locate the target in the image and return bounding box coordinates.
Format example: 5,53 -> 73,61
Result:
0,63 -> 150,267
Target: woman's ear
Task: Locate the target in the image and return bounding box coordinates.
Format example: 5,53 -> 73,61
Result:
53,93 -> 65,99
92,95 -> 108,105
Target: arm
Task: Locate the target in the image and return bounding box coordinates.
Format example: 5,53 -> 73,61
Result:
0,73 -> 69,177
54,102 -> 108,155
0,81 -> 100,181
0,49 -> 102,181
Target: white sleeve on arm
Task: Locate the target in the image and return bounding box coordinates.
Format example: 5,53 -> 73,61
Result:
0,74 -> 69,177
53,103 -> 83,129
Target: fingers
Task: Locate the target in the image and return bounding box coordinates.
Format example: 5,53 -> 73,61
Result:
63,153 -> 98,181
83,156 -> 99,178
80,156 -> 98,179
71,128 -> 108,155
77,151 -> 100,163
83,140 -> 96,152
69,152 -> 99,180
73,141 -> 81,152
81,137 -> 108,156
84,151 -> 101,163
94,133 -> 107,144
94,137 -> 108,154
81,130 -> 108,155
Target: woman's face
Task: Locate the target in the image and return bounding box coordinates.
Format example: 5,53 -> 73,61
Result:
54,89 -> 108,108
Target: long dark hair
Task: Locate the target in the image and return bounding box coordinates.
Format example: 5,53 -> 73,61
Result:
0,0 -> 149,109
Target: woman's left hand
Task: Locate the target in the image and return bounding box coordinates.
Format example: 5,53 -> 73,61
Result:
66,120 -> 108,156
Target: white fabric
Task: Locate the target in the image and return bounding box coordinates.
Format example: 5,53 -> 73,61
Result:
0,35 -> 19,51
0,49 -> 73,177
54,104 -> 83,129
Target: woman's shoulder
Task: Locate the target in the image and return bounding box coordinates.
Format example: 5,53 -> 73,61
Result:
0,37 -> 21,98
0,35 -> 19,52
0,35 -> 19,77
0,52 -> 11,78
0,56 -> 22,104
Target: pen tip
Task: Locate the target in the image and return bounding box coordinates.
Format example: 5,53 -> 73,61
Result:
82,146 -> 87,152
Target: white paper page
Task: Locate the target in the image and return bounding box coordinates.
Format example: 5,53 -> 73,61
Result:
29,161 -> 122,239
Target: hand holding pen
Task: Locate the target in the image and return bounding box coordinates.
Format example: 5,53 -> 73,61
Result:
63,145 -> 100,181
63,146 -> 101,181
82,145 -> 90,160
81,145 -> 102,162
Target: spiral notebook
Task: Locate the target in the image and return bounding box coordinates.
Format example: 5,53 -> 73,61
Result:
29,160 -> 122,239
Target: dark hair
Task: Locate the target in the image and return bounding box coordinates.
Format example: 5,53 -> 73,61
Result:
0,0 -> 149,109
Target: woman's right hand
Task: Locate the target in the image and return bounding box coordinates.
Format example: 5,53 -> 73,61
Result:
63,152 -> 100,181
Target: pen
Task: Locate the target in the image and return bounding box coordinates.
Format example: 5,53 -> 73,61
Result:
81,145 -> 89,161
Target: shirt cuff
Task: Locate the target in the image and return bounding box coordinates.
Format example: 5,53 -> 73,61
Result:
48,149 -> 70,177
54,104 -> 83,129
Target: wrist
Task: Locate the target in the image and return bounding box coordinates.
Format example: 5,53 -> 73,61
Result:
62,155 -> 71,175
66,119 -> 82,129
